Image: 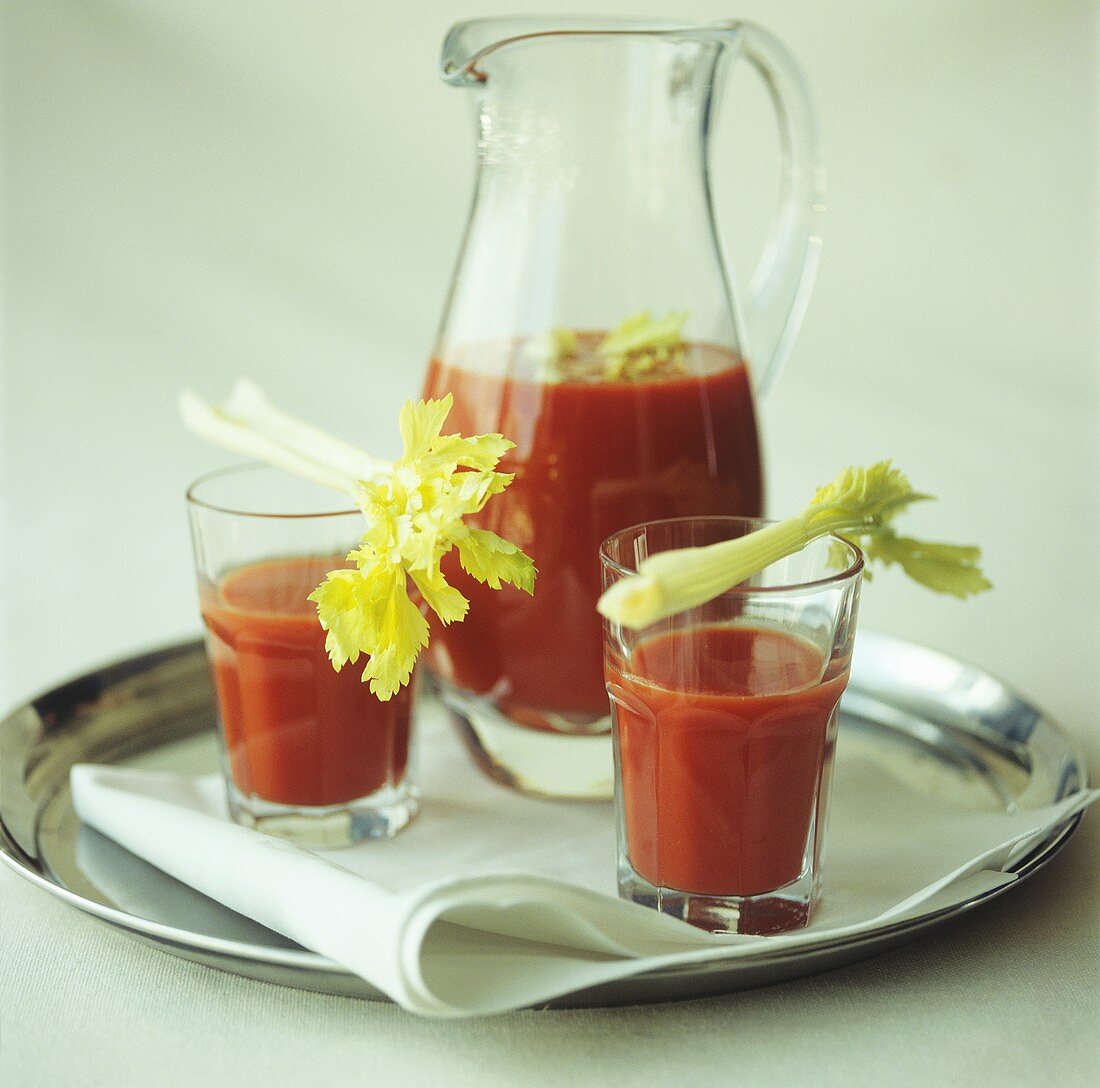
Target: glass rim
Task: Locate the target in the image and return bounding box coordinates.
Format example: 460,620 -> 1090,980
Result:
185,463 -> 360,521
599,515 -> 865,595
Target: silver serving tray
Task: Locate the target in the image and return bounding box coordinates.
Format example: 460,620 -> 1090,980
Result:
0,631 -> 1087,1007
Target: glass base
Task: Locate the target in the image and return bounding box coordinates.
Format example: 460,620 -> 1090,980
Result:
619,859 -> 818,936
435,682 -> 614,800
226,779 -> 420,848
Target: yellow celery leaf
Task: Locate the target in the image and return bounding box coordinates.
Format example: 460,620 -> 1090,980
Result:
308,569 -> 373,671
457,529 -> 537,593
603,355 -> 627,381
397,394 -> 513,475
806,461 -> 932,532
861,531 -> 992,598
444,467 -> 514,515
413,432 -> 514,476
443,475 -> 490,510
597,310 -> 689,358
812,465 -> 988,594
312,394 -> 537,695
400,513 -> 449,574
356,500 -> 408,568
398,394 -> 454,464
311,558 -> 429,700
358,566 -> 430,700
410,569 -> 469,625
357,482 -> 402,546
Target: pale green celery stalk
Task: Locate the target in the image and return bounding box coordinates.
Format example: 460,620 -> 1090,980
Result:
180,382 -> 390,497
597,461 -> 990,628
598,517 -> 809,628
182,382 -> 538,700
225,380 -> 390,486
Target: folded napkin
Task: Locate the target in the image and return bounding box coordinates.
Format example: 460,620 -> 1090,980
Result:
70,706 -> 1096,1018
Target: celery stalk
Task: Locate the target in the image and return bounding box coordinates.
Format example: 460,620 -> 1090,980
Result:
181,382 -> 536,699
598,462 -> 990,629
180,388 -> 366,497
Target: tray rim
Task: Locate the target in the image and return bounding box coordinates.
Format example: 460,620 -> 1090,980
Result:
0,812 -> 1084,977
0,631 -> 1090,998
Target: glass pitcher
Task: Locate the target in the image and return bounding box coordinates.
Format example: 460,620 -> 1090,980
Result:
422,17 -> 823,799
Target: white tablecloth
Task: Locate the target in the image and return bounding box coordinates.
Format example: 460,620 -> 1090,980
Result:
2,0 -> 1097,1084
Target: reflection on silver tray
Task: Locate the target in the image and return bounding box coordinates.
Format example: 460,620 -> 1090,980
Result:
0,631 -> 1087,1007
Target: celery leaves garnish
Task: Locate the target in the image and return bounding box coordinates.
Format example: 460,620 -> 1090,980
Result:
599,310 -> 689,357
311,394 -> 536,699
598,310 -> 689,380
182,383 -> 536,700
598,461 -> 990,628
457,529 -> 539,593
860,532 -> 990,598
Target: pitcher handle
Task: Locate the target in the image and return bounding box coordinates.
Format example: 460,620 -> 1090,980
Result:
729,23 -> 825,398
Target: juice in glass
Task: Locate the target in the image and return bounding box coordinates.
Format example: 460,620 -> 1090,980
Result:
200,556 -> 412,810
187,466 -> 419,846
601,517 -> 861,934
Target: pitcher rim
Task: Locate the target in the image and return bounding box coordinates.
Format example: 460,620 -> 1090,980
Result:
441,16 -> 744,84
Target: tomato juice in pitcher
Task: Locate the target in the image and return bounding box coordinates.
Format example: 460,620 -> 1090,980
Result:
424,338 -> 762,721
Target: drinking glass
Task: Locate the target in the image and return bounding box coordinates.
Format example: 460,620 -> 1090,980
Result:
601,517 -> 862,934
186,465 -> 419,847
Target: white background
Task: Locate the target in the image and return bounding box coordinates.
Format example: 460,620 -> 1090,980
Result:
2,2 -> 1098,1084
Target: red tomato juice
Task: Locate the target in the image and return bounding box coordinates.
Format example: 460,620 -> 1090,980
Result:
200,556 -> 412,808
423,339 -> 763,724
608,624 -> 849,896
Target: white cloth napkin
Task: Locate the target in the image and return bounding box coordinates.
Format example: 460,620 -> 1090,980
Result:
69,705 -> 1097,1018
